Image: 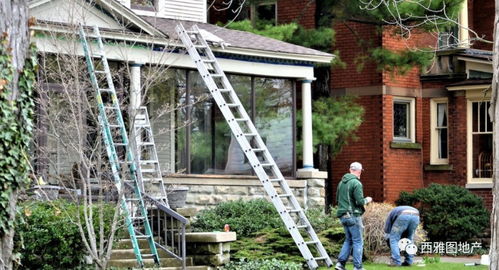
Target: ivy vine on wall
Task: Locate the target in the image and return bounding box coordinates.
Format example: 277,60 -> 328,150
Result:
0,38 -> 36,235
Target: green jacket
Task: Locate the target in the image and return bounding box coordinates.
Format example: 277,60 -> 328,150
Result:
336,173 -> 366,217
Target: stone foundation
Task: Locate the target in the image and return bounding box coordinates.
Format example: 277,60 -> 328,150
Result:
164,171 -> 327,211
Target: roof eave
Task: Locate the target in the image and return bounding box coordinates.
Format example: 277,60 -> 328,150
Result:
93,0 -> 165,37
219,46 -> 334,64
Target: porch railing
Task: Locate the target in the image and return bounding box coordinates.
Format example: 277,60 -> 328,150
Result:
124,183 -> 189,269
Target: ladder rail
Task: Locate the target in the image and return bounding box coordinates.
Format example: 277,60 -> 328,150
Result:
79,24 -> 161,267
175,23 -> 333,269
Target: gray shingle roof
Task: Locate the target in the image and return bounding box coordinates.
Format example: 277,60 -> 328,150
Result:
141,17 -> 332,58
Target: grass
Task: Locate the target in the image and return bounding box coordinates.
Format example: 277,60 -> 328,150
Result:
319,262 -> 487,270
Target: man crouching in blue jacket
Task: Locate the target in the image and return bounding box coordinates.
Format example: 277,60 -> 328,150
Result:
384,206 -> 420,266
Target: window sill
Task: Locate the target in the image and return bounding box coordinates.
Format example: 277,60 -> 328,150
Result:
424,164 -> 453,171
390,141 -> 422,150
465,183 -> 493,189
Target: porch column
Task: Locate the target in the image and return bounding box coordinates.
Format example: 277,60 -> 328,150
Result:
300,78 -> 315,170
130,63 -> 142,111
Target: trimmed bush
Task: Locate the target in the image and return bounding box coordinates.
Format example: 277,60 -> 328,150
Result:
222,258 -> 302,270
363,203 -> 427,257
396,184 -> 489,242
14,200 -> 117,270
191,199 -> 283,237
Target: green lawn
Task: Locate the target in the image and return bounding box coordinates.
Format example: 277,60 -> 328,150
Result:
319,262 -> 487,270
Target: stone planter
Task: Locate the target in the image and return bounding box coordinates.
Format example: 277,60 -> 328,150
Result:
167,186 -> 189,209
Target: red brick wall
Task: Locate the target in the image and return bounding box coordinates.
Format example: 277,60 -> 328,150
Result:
471,189 -> 493,210
470,0 -> 494,50
331,96 -> 384,202
276,0 -> 316,28
331,22 -> 382,89
382,95 -> 425,202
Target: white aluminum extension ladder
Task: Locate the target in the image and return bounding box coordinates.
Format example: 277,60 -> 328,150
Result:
131,106 -> 169,206
175,23 -> 333,269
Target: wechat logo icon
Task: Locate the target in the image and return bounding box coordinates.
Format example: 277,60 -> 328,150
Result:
398,238 -> 418,255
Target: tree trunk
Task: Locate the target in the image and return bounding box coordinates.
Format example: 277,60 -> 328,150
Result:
0,1 -> 29,269
490,1 -> 499,269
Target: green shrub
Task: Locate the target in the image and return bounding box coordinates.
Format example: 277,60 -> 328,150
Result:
191,199 -> 283,237
222,258 -> 302,270
396,184 -> 489,242
14,200 -> 117,270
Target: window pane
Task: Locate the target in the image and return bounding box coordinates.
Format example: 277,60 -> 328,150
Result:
394,102 -> 409,138
472,133 -> 493,178
175,71 -> 188,173
188,71 -> 213,174
486,102 -> 493,132
213,75 -> 252,175
437,103 -> 447,127
438,128 -> 448,159
255,77 -> 293,176
480,102 -> 487,132
472,102 -> 478,132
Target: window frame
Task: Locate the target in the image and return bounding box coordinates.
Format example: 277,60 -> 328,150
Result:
393,97 -> 416,143
467,98 -> 493,183
430,98 -> 449,164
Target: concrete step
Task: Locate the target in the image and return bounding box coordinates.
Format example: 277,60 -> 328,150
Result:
107,257 -> 193,268
111,248 -> 178,260
114,238 -> 161,249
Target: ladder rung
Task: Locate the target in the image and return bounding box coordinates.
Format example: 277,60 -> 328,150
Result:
138,142 -> 155,146
278,194 -> 292,198
305,240 -> 319,245
99,88 -> 113,92
226,103 -> 239,107
108,124 -> 121,128
315,256 -> 328,261
135,235 -> 150,239
104,106 -> 118,110
140,169 -> 157,173
297,225 -> 309,229
194,45 -> 207,48
288,209 -> 301,213
95,70 -> 106,74
114,143 -> 127,146
261,163 -> 274,167
244,133 -> 257,137
219,89 -> 230,92
141,254 -> 156,258
141,178 -> 163,182
211,74 -> 223,77
139,160 -> 158,164
269,178 -> 282,182
203,60 -> 215,63
253,148 -> 265,152
185,30 -> 199,34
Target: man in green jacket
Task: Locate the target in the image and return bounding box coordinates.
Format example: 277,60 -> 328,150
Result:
335,162 -> 372,270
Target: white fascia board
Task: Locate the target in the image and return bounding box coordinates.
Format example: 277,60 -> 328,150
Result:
456,56 -> 492,65
34,36 -> 315,78
220,46 -> 334,64
29,0 -> 52,8
34,25 -> 332,65
447,84 -> 490,91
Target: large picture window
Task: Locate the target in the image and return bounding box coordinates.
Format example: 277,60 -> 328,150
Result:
468,100 -> 493,180
430,99 -> 448,164
149,69 -> 296,177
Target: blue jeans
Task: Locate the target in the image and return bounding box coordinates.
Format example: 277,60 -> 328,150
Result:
338,216 -> 364,269
389,214 -> 420,265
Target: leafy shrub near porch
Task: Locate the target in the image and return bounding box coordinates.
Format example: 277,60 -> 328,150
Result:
14,200 -> 117,270
396,184 -> 489,242
221,258 -> 302,270
191,199 -> 283,237
192,199 -> 344,263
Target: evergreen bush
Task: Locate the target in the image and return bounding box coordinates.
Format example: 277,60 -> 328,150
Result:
191,199 -> 283,237
396,184 -> 489,242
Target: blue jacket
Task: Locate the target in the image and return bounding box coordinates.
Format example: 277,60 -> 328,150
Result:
384,206 -> 419,234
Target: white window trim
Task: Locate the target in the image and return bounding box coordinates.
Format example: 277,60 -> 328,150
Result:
466,98 -> 493,183
393,97 -> 416,143
430,98 -> 449,164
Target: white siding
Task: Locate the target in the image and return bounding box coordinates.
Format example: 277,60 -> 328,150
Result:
161,0 -> 206,23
